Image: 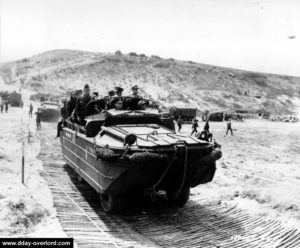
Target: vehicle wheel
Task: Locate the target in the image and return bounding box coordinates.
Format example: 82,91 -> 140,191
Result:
166,186 -> 190,207
100,193 -> 120,214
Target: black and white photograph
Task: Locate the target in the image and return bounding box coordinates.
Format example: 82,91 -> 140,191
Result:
0,0 -> 300,247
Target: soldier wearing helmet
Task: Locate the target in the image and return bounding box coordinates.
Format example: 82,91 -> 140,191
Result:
115,87 -> 124,97
131,85 -> 142,98
75,84 -> 92,125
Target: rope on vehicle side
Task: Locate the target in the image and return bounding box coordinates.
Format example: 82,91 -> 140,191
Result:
144,146 -> 178,201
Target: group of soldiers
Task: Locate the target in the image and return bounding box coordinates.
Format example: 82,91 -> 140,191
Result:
56,84 -> 146,137
56,83 -> 234,140
0,99 -> 9,113
177,116 -> 233,142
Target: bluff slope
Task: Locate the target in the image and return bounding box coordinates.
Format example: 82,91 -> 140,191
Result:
1,49 -> 300,114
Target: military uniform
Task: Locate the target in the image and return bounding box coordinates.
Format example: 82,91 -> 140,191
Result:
191,119 -> 198,136
225,120 -> 233,136
56,101 -> 67,138
204,120 -> 210,132
115,87 -> 124,97
75,93 -> 92,125
29,104 -> 33,118
177,117 -> 183,132
35,111 -> 42,130
5,101 -> 8,113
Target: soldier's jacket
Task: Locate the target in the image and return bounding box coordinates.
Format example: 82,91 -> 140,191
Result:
61,103 -> 67,119
130,93 -> 142,98
75,94 -> 92,119
35,112 -> 42,120
227,122 -> 231,129
66,96 -> 77,118
128,95 -> 143,110
192,122 -> 198,129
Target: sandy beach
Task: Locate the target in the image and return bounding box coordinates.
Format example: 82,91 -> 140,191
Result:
0,105 -> 66,237
180,119 -> 300,228
0,104 -> 299,238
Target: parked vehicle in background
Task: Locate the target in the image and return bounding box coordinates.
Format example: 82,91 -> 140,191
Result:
169,107 -> 197,123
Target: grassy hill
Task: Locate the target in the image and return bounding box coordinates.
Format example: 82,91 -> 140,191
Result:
1,49 -> 300,114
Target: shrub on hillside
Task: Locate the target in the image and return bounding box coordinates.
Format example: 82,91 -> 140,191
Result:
139,54 -> 147,58
153,62 -> 170,69
106,57 -> 122,63
32,75 -> 43,81
151,55 -> 161,59
123,58 -> 135,64
233,102 -> 243,109
129,52 -> 138,57
115,50 -> 122,56
30,82 -> 42,88
242,72 -> 267,87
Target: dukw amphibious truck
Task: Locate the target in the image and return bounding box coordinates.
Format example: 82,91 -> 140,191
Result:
60,97 -> 222,213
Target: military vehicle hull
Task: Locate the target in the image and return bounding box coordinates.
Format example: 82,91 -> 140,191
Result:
39,101 -> 61,122
40,108 -> 60,122
60,116 -> 221,213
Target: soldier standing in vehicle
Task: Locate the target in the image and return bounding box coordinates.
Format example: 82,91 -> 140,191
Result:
105,90 -> 116,109
127,85 -> 143,110
114,98 -> 124,110
131,85 -> 142,98
75,84 -> 92,125
115,87 -> 124,97
66,90 -> 82,120
177,116 -> 183,132
56,99 -> 67,138
92,92 -> 99,100
225,118 -> 233,136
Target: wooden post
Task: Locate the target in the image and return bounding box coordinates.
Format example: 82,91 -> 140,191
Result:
22,140 -> 25,184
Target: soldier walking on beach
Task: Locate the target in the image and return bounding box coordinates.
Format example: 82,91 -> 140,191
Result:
29,103 -> 33,118
35,109 -> 42,130
191,117 -> 199,136
225,119 -> 233,136
204,120 -> 210,132
177,116 -> 183,132
5,100 -> 8,113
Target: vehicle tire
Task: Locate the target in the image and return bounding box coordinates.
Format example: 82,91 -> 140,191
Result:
100,193 -> 120,214
166,186 -> 190,207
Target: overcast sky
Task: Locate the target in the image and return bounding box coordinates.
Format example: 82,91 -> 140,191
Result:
1,0 -> 300,76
